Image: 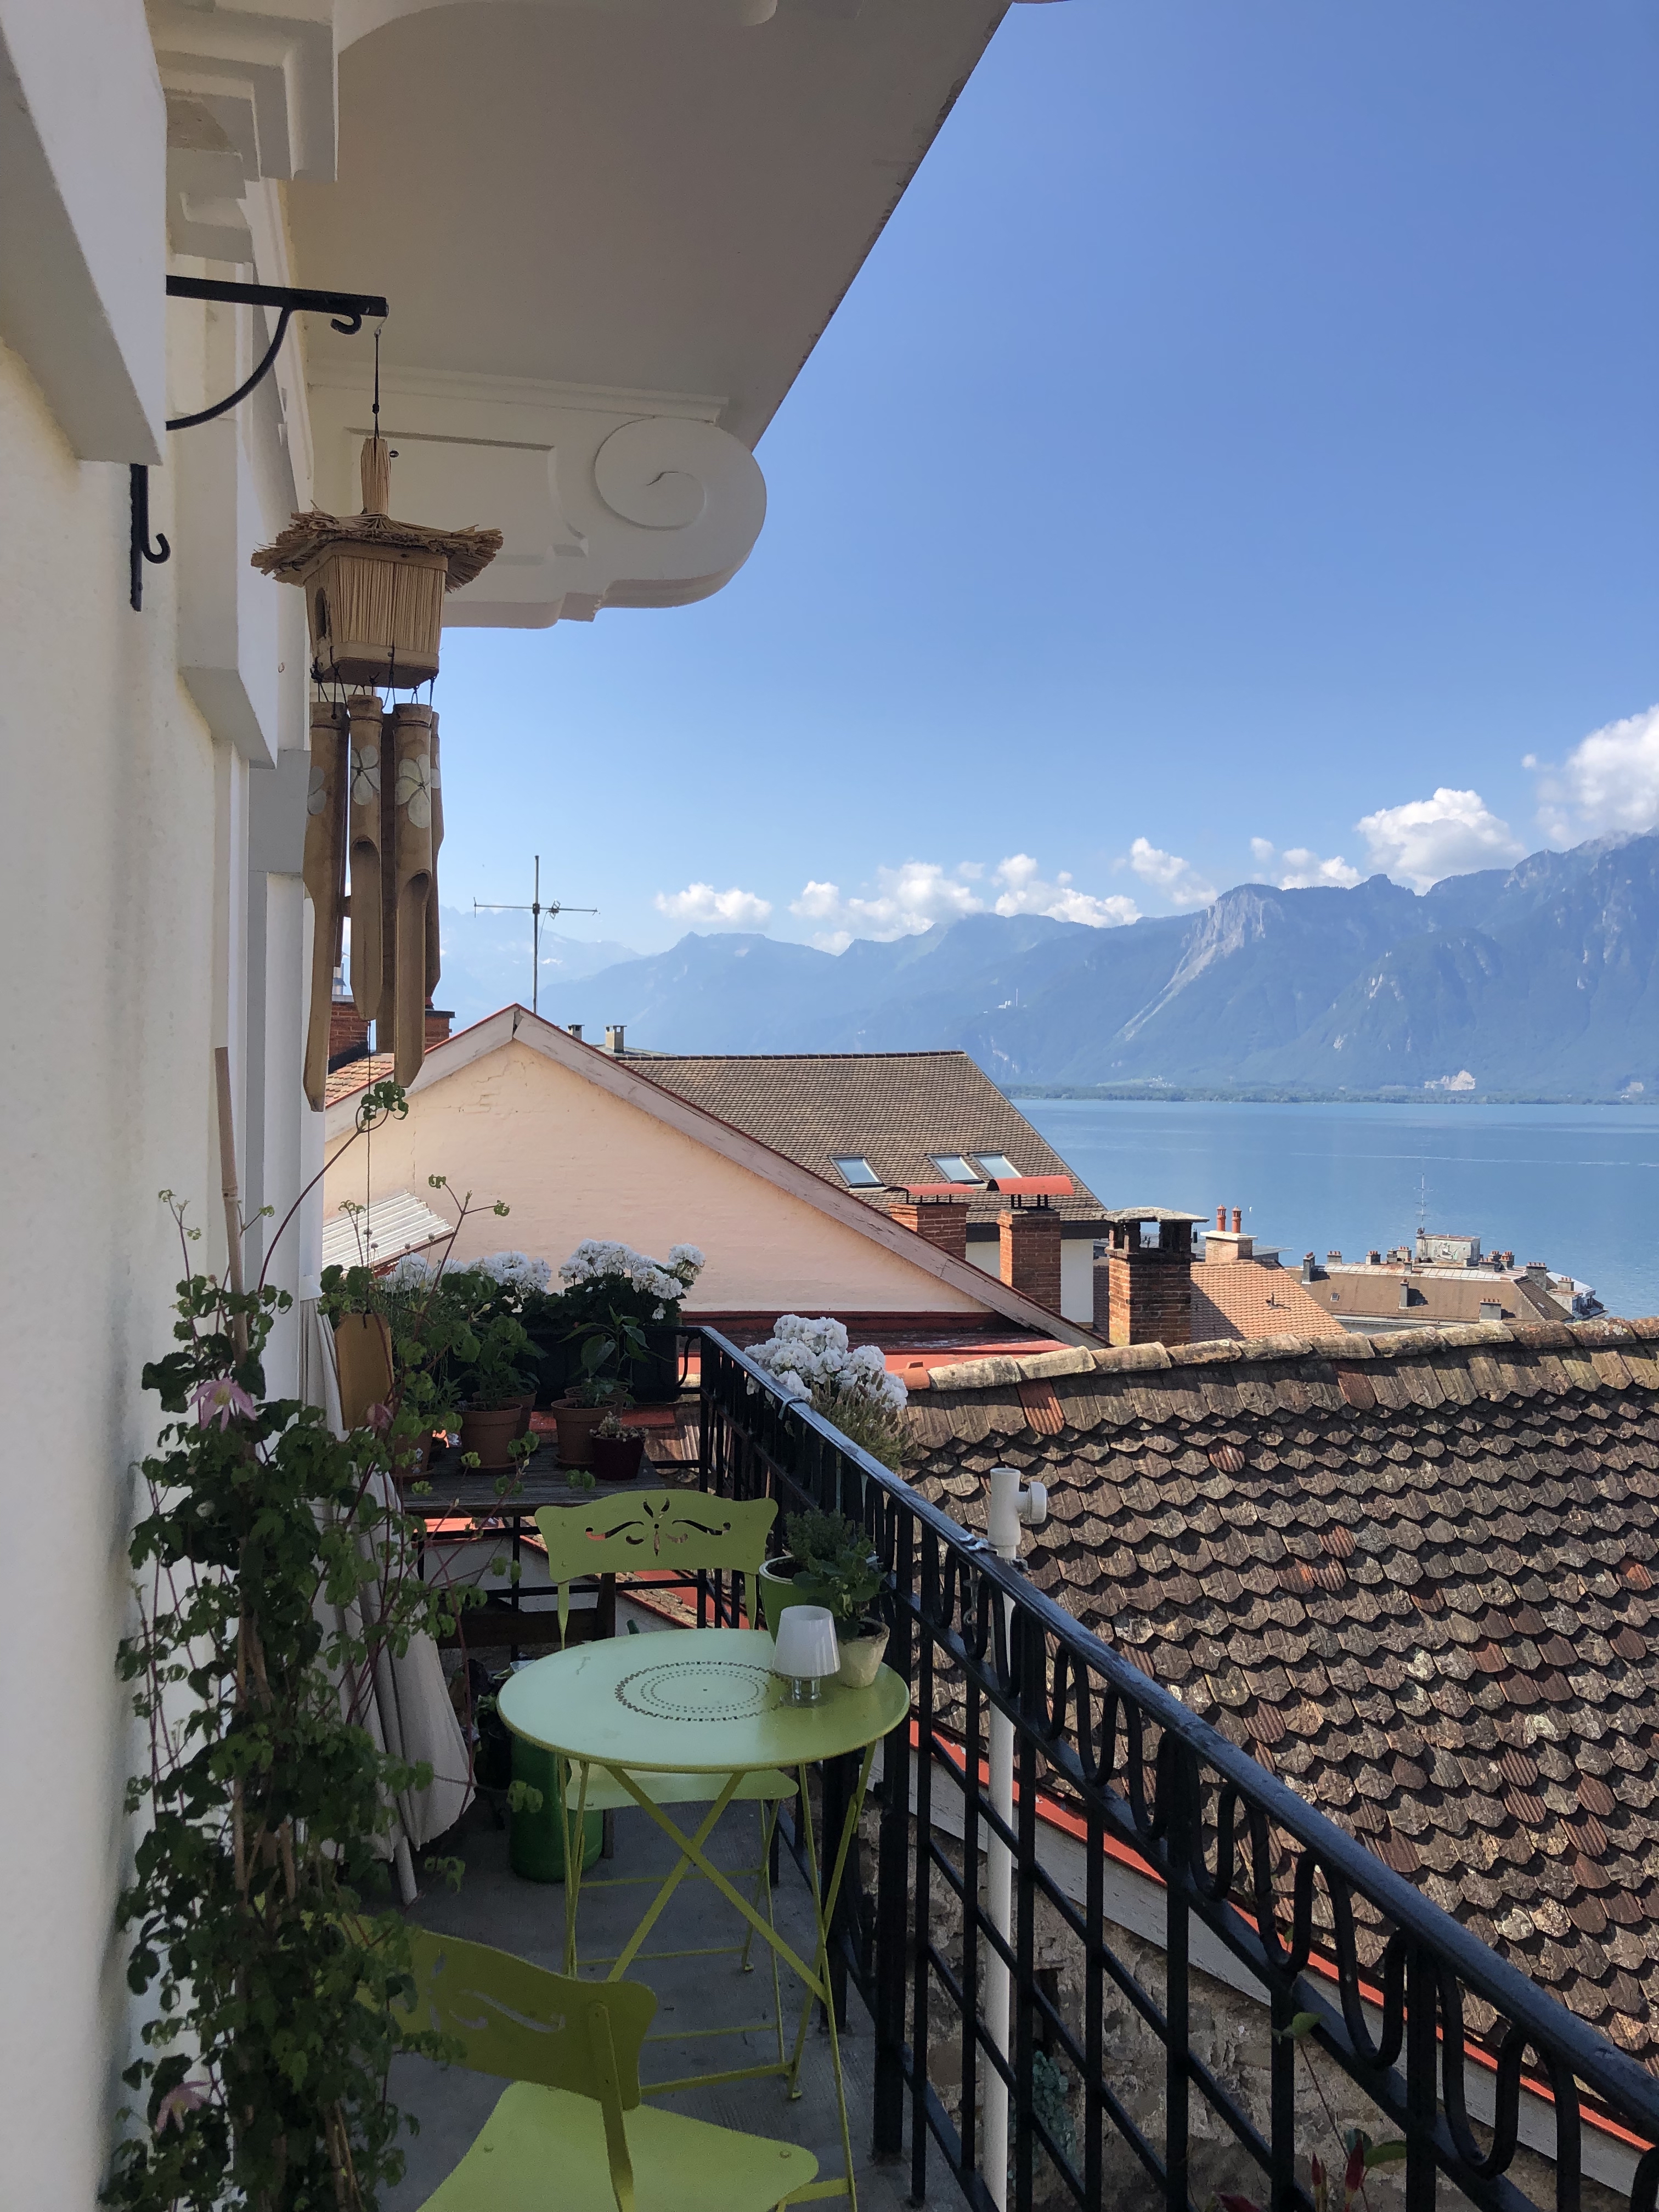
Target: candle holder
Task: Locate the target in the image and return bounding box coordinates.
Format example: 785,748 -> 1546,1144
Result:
770,1605 -> 840,1706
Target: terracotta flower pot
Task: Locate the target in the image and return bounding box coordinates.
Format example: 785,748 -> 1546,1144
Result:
511,1392 -> 535,1438
552,1399 -> 610,1469
591,1431 -> 646,1483
460,1405 -> 521,1471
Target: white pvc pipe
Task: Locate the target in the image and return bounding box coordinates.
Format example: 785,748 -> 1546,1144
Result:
983,1468 -> 1023,2212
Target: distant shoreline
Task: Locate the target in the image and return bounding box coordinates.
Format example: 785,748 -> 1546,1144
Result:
1001,1085 -> 1658,1107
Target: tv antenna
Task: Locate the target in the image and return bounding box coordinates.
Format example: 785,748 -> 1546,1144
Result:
473,856 -> 597,1018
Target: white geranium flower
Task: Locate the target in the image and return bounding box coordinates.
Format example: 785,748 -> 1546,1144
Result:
558,1238 -> 698,1301
474,1250 -> 551,1290
395,749 -> 433,830
383,1252 -> 433,1289
350,744 -> 380,808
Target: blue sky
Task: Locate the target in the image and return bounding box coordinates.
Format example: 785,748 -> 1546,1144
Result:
433,0 -> 1659,972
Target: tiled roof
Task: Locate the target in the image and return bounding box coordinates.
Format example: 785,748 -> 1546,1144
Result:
904,1317 -> 1659,2068
325,1051 -> 393,1105
629,1052 -> 1104,1224
1189,1262 -> 1348,1344
1314,1263 -> 1574,1329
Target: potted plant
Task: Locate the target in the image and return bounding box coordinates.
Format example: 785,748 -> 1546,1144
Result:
551,1306 -> 644,1466
759,1508 -> 887,1683
455,1308 -> 537,1471
590,1408 -> 647,1483
551,1239 -> 704,1405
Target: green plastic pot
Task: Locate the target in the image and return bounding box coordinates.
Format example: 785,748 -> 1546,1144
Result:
509,1736 -> 602,1883
757,1555 -> 834,1635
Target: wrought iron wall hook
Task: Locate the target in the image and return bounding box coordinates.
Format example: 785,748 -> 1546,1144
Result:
162,278 -> 389,432
129,464 -> 171,612
129,276 -> 388,610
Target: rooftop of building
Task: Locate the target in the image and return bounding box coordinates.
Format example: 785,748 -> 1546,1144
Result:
625,1049 -> 1105,1227
902,1314 -> 1659,2069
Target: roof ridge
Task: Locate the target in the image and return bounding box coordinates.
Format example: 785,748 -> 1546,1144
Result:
918,1313 -> 1658,1393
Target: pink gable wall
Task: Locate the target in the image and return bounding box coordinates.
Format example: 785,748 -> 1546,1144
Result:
323,1038 -> 992,1314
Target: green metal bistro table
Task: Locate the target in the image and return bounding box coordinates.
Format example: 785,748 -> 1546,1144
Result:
498,1626 -> 908,2209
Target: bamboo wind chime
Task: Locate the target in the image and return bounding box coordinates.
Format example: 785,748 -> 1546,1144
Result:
256,433 -> 500,1108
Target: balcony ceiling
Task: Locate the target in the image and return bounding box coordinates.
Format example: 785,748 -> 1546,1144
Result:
291,0 -> 1011,448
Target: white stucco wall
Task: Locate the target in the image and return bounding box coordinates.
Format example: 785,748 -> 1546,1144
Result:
323,1039 -> 993,1314
0,331 -> 221,2208
0,276 -> 313,2212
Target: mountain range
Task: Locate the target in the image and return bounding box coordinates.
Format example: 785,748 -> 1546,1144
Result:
538,833 -> 1659,1099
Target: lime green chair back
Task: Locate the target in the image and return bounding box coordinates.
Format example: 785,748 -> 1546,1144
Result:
535,1491 -> 777,1643
403,1927 -> 654,2107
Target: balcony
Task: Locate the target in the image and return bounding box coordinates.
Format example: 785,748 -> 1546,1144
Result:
391,1331 -> 1659,2212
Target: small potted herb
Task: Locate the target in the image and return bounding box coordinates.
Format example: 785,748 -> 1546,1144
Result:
761,1508 -> 888,1685
590,1408 -> 647,1483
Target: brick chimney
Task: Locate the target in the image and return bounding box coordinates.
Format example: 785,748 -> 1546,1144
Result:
568,1023 -> 583,1042
605,1024 -> 626,1056
891,1195 -> 969,1264
328,992 -> 370,1070
998,1200 -> 1062,1310
1096,1212 -> 1194,1346
1203,1202 -> 1254,1264
424,1006 -> 454,1051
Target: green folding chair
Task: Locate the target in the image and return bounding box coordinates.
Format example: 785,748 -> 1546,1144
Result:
401,1927 -> 825,2211
533,1493 -> 795,2059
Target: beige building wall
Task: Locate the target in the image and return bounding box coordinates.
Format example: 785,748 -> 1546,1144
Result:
325,1039 -> 991,1313
0,332 -> 224,2207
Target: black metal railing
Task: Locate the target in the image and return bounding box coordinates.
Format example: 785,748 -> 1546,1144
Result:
693,1328 -> 1659,2212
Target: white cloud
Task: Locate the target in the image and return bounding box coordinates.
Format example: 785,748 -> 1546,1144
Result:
1355,788 -> 1523,891
654,882 -> 773,929
991,853 -> 1139,927
790,855 -> 1137,946
1534,703 -> 1659,843
1127,838 -> 1216,908
791,862 -> 982,943
1248,837 -> 1363,891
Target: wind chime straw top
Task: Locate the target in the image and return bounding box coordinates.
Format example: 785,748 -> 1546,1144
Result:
250,436 -> 503,592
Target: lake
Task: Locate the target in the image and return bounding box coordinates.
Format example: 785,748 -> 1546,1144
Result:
1018,1100 -> 1659,1322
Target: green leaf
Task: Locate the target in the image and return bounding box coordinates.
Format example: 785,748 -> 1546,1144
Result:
1364,2142 -> 1408,2169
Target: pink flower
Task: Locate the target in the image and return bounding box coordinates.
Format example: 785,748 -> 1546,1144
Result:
366,1401 -> 393,1434
193,1376 -> 257,1430
156,2079 -> 210,2134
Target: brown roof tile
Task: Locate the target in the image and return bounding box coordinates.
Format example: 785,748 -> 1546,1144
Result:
629,1050 -> 1104,1223
906,1314 -> 1659,2062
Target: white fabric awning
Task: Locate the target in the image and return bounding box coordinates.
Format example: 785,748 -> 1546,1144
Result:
321,1189 -> 452,1274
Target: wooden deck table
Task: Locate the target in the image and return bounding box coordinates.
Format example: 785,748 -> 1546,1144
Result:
404,1442 -> 682,1651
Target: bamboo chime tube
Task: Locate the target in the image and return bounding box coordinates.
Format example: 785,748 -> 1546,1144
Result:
301,701 -> 349,1109
391,702 -> 435,1087
346,691 -> 386,1020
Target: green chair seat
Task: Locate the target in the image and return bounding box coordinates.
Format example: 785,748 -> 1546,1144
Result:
402,1928 -> 818,2212
571,1763 -> 795,1813
419,2076 -> 816,2212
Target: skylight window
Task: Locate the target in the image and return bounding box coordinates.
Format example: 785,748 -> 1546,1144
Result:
929,1155 -> 984,1184
831,1155 -> 884,1189
974,1153 -> 1021,1181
